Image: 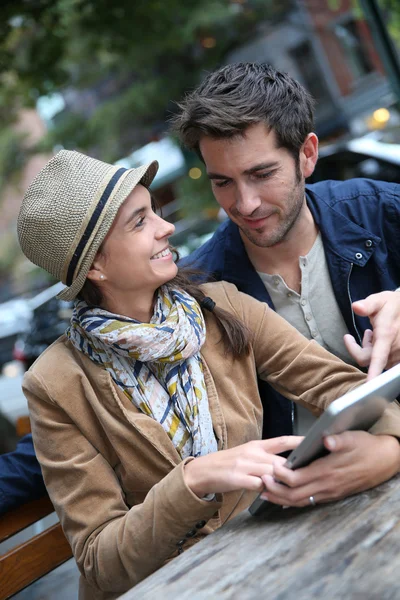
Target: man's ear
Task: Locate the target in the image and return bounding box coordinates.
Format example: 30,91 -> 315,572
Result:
300,133 -> 319,179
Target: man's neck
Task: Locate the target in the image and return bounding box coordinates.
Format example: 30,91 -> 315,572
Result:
241,202 -> 319,276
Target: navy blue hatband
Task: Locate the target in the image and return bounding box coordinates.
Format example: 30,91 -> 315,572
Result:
66,167 -> 127,286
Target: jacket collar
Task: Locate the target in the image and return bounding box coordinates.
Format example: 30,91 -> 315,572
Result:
221,222 -> 273,306
70,340 -> 226,467
218,185 -> 381,288
305,185 -> 380,267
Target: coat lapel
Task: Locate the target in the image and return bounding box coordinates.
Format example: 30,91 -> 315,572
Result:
78,346 -> 225,466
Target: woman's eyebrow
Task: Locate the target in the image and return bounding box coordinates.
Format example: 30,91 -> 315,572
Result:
124,206 -> 146,227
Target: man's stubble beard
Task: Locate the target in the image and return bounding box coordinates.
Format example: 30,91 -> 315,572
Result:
238,178 -> 306,249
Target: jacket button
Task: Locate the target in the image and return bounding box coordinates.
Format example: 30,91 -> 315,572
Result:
365,239 -> 373,248
185,528 -> 197,538
196,520 -> 207,529
355,252 -> 363,260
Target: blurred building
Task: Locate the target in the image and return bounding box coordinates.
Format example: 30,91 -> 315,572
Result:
226,0 -> 398,142
31,0 -> 400,257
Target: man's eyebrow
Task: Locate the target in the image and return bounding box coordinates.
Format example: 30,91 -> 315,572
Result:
207,162 -> 279,179
243,162 -> 279,175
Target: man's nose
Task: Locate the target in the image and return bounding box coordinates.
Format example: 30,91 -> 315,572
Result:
235,185 -> 262,216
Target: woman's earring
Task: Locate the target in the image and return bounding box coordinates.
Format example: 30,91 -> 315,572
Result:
100,274 -> 105,280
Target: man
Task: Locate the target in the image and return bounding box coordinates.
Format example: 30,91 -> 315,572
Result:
173,62 -> 400,505
0,434 -> 46,515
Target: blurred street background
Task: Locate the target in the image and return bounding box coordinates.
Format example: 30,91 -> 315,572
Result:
0,0 -> 399,595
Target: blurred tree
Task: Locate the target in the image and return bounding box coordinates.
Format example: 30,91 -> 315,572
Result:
0,0 -> 293,165
175,156 -> 219,220
0,0 -> 296,293
379,0 -> 400,45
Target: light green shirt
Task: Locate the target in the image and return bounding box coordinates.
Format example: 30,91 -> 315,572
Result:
258,233 -> 358,434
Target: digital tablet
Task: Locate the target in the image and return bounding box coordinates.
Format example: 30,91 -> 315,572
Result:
249,363 -> 400,516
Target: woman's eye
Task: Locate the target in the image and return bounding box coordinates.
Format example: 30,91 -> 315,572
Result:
135,216 -> 145,228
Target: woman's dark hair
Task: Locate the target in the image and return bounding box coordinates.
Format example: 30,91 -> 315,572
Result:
171,62 -> 315,163
79,247 -> 251,359
170,262 -> 251,358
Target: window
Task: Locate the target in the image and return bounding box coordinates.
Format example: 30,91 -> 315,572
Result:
290,41 -> 331,104
334,18 -> 374,79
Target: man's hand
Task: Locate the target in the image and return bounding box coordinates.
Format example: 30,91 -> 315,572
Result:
343,290 -> 400,379
260,431 -> 400,507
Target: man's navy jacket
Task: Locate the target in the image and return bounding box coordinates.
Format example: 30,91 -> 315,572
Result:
182,178 -> 400,438
0,433 -> 46,515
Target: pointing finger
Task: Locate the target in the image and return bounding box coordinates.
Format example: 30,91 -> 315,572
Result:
367,336 -> 392,379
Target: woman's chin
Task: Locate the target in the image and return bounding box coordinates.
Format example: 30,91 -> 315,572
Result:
156,262 -> 178,286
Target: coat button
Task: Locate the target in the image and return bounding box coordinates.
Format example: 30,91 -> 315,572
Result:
355,252 -> 363,260
176,539 -> 186,547
365,239 -> 373,248
196,520 -> 207,529
185,528 -> 197,538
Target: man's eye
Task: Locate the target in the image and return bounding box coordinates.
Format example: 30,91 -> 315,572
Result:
255,172 -> 273,179
214,179 -> 230,188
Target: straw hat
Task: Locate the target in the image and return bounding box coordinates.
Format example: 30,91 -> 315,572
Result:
17,150 -> 158,301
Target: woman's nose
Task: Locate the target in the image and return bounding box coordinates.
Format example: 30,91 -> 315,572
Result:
156,215 -> 175,238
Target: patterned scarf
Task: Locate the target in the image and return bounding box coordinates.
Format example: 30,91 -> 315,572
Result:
67,286 -> 217,459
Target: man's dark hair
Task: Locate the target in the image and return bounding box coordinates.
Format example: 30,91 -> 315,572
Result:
172,62 -> 315,161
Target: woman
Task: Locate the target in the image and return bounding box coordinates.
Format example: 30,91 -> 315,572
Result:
18,150 -> 400,600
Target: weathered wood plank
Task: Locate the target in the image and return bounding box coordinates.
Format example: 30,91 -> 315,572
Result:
0,495 -> 54,543
0,523 -> 72,600
119,474 -> 400,599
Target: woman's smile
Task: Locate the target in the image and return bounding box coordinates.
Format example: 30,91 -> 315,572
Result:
151,247 -> 173,260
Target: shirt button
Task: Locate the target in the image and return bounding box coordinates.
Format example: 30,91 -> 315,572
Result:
287,292 -> 292,298
365,240 -> 373,248
311,330 -> 317,337
274,277 -> 280,286
306,314 -> 312,321
196,520 -> 207,529
301,299 -> 306,306
355,252 -> 363,260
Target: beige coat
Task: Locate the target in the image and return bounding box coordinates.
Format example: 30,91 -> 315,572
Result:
23,282 -> 400,599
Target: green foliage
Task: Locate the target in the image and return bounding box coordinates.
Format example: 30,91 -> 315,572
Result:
175,158 -> 219,219
0,0 -> 291,159
379,0 -> 400,46
0,127 -> 27,196
0,229 -> 20,276
0,0 -> 296,288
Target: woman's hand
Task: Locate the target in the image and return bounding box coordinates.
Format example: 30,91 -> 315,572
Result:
260,431 -> 400,507
184,436 -> 304,498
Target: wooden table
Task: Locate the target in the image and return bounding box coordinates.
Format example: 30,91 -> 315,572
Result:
119,474 -> 400,599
